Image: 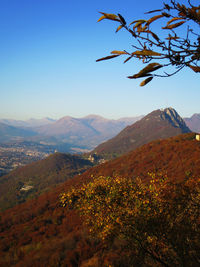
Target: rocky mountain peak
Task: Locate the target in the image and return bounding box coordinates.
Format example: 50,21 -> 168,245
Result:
160,107 -> 188,130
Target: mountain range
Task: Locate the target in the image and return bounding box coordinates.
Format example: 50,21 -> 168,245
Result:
0,107 -> 192,212
0,115 -> 143,151
0,112 -> 199,151
92,107 -> 191,159
0,107 -> 199,266
0,117 -> 56,128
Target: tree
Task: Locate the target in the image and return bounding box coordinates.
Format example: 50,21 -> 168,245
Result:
61,173 -> 200,266
96,0 -> 200,86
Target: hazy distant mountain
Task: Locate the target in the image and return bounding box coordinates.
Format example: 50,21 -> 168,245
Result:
34,115 -> 143,149
0,117 -> 56,128
0,122 -> 36,142
81,115 -> 143,137
0,115 -> 142,151
92,107 -> 191,159
184,113 -> 200,133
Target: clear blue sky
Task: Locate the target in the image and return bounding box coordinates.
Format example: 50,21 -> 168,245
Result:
0,0 -> 199,120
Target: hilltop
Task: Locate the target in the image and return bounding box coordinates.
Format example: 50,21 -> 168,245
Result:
0,152 -> 93,211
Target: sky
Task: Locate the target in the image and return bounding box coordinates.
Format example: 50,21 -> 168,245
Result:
0,0 -> 199,120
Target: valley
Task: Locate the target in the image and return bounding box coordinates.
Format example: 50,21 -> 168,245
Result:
1,1 -> 199,266
0,108 -> 199,266
0,115 -> 142,175
0,142 -> 53,176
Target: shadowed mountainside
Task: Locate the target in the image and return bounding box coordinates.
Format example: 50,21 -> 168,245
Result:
184,113 -> 200,133
0,153 -> 93,211
92,107 -> 191,159
0,133 -> 199,266
0,122 -> 36,142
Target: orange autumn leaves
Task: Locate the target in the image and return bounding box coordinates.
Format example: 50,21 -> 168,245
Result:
96,2 -> 200,85
61,173 -> 200,266
61,173 -> 168,240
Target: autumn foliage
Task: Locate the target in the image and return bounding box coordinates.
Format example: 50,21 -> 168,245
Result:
0,133 -> 200,266
61,173 -> 200,266
97,0 -> 200,85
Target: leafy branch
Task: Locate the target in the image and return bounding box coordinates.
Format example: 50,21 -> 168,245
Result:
96,0 -> 200,86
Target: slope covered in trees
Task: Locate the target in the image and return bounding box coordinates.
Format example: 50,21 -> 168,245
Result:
0,152 -> 93,211
0,133 -> 199,266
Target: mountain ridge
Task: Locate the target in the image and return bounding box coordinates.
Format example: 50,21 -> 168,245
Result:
0,115 -> 142,150
184,113 -> 200,133
92,107 -> 191,159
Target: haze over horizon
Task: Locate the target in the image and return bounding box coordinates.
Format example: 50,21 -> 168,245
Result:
0,109 -> 198,122
1,0 -> 199,120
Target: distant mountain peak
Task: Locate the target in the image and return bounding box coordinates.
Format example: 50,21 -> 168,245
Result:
84,114 -> 105,119
184,112 -> 200,133
160,107 -> 187,129
92,107 -> 191,159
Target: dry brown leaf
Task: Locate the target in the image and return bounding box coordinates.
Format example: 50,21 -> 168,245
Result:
167,17 -> 184,25
98,12 -> 120,22
146,15 -> 164,25
124,56 -> 132,64
163,21 -> 185,29
128,63 -> 163,79
145,9 -> 162,14
129,19 -> 146,26
189,65 -> 200,73
97,15 -> 106,22
96,55 -> 119,62
116,25 -> 123,33
140,76 -> 153,86
132,50 -> 161,57
128,73 -> 152,79
111,50 -> 128,55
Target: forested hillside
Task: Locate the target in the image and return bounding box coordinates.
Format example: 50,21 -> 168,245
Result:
0,133 -> 199,266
